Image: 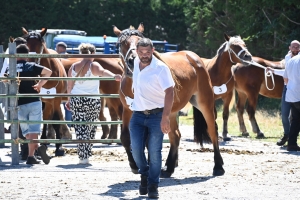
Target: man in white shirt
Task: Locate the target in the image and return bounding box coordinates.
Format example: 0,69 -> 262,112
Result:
129,38 -> 175,198
283,53 -> 300,151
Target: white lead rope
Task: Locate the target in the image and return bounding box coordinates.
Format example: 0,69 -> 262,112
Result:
243,60 -> 275,90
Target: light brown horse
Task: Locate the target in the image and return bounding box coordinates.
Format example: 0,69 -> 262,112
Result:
233,57 -> 284,137
201,34 -> 253,141
20,28 -> 71,156
114,23 -> 225,177
61,57 -> 123,139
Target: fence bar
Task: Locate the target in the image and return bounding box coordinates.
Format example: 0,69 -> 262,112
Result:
0,94 -> 119,98
1,77 -> 117,81
0,139 -> 170,144
8,43 -> 19,165
0,54 -> 120,59
0,120 -> 122,125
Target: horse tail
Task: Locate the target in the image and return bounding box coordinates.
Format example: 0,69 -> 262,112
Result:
229,88 -> 236,111
193,106 -> 211,146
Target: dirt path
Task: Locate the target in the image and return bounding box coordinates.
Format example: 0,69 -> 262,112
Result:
0,125 -> 299,199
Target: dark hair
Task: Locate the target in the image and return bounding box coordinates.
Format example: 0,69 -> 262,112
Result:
13,37 -> 27,46
16,44 -> 29,54
137,38 -> 153,49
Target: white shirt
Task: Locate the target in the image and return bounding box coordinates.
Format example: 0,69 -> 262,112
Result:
71,63 -> 100,99
283,54 -> 300,102
132,56 -> 175,111
0,49 -> 9,77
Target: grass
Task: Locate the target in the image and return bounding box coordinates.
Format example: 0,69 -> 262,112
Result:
179,105 -> 300,144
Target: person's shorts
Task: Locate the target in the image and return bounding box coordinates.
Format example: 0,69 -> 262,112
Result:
18,101 -> 42,137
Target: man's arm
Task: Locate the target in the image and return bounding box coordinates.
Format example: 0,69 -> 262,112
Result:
161,86 -> 174,134
32,67 -> 52,92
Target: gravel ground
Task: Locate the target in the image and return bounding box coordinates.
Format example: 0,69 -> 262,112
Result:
0,124 -> 299,200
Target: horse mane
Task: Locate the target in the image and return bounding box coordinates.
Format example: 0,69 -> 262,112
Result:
117,26 -> 144,44
224,35 -> 245,52
153,51 -> 182,102
216,42 -> 227,56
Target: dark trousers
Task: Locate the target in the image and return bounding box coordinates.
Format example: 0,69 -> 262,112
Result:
287,101 -> 300,146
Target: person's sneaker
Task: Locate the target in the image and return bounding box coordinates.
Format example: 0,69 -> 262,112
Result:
26,156 -> 41,165
276,135 -> 289,146
78,158 -> 89,164
37,145 -> 50,164
148,184 -> 159,199
139,175 -> 148,195
287,145 -> 300,151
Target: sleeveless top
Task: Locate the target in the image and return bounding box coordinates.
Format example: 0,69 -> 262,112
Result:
70,62 -> 100,99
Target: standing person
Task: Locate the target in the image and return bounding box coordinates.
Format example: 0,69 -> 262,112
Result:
283,52 -> 300,151
11,44 -> 52,164
276,40 -> 300,146
129,38 -> 175,199
65,43 -> 121,164
55,42 -> 72,128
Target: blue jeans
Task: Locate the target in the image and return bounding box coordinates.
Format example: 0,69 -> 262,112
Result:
63,102 -> 72,127
129,111 -> 164,186
281,85 -> 291,136
18,101 -> 42,136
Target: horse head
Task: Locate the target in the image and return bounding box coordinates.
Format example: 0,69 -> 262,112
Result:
21,27 -> 47,63
113,23 -> 144,77
223,33 -> 252,65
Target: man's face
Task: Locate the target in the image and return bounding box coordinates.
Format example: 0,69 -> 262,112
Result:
56,46 -> 66,54
137,45 -> 154,65
289,43 -> 300,56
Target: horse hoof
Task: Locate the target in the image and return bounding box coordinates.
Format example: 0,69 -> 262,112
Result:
241,132 -> 249,137
256,133 -> 265,138
223,137 -> 232,142
213,169 -> 225,176
131,168 -> 139,174
55,148 -> 65,157
160,170 -> 172,178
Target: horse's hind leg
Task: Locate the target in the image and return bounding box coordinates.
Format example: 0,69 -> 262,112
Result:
106,98 -> 121,139
99,98 -> 110,139
221,91 -> 234,141
246,95 -> 264,138
161,112 -> 180,178
236,91 -> 249,136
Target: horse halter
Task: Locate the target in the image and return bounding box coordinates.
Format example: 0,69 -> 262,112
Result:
23,31 -> 44,64
226,42 -> 251,64
118,29 -> 144,77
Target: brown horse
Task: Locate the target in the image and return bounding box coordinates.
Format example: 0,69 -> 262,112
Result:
114,23 -> 225,177
201,34 -> 253,140
20,28 -> 71,156
233,57 -> 284,137
61,57 -> 123,139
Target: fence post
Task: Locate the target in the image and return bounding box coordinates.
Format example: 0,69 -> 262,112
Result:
8,43 -> 19,164
0,45 -> 4,148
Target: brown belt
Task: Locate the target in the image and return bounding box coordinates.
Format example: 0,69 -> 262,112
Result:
136,108 -> 164,115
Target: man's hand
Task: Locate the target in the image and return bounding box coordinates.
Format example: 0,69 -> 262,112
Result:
32,83 -> 42,92
161,116 -> 171,134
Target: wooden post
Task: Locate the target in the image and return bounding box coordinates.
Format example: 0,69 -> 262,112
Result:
8,43 -> 19,164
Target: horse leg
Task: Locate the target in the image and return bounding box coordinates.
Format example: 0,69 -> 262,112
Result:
221,91 -> 233,141
41,102 -> 54,145
120,107 -> 138,174
246,96 -> 264,138
106,98 -> 120,139
161,112 -> 180,178
235,91 -> 249,136
99,98 -> 110,139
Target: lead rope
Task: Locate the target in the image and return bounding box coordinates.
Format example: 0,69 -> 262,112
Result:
243,60 -> 275,90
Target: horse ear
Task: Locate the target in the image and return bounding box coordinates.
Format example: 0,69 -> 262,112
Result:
9,36 -> 14,43
224,33 -> 230,41
113,25 -> 122,37
40,28 -> 47,37
22,27 -> 28,35
137,22 -> 144,33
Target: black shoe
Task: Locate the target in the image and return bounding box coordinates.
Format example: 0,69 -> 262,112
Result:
148,184 -> 159,199
26,156 -> 41,165
139,175 -> 148,195
37,145 -> 50,164
287,145 -> 300,151
276,135 -> 289,146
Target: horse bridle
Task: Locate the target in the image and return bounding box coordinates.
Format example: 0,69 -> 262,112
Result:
23,31 -> 44,64
118,29 -> 144,77
227,43 -> 250,64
